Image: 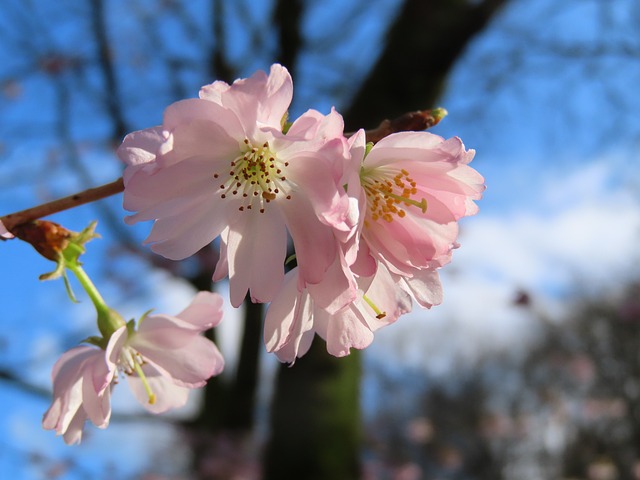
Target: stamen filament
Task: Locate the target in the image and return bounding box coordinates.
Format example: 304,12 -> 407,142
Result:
384,192 -> 427,213
285,253 -> 297,265
212,138 -> 290,212
363,294 -> 386,319
132,359 -> 156,405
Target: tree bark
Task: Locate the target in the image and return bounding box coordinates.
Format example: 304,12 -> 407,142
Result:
264,339 -> 362,480
344,0 -> 508,130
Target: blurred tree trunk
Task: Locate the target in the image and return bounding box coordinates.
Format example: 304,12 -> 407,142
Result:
183,0 -> 510,477
264,339 -> 362,480
264,1 -> 508,479
343,0 -> 508,130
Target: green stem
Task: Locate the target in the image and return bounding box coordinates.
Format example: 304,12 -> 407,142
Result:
67,262 -> 125,338
67,263 -> 109,314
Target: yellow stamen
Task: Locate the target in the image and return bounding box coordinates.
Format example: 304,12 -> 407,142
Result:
384,192 -> 427,213
212,138 -> 291,212
132,359 -> 156,405
361,167 -> 428,224
363,294 -> 386,319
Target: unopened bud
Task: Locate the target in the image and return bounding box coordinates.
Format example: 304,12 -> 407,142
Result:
12,221 -> 71,261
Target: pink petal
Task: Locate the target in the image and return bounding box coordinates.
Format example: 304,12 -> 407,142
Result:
286,107 -> 345,143
144,196 -> 230,260
256,64 -> 294,128
199,79 -> 229,102
174,291 -> 225,330
264,269 -> 303,353
283,145 -> 351,230
306,246 -> 357,314
364,131 -> 447,168
82,368 -> 110,428
280,199 -> 337,286
123,155 -> 225,215
61,408 -> 88,445
163,98 -> 245,141
133,336 -> 224,388
225,209 -> 287,307
126,363 -> 190,414
212,228 -> 229,282
286,109 -> 326,139
133,315 -> 201,348
49,346 -> 96,394
264,269 -> 316,363
316,307 -> 374,358
398,268 -> 443,308
360,262 -> 413,331
216,64 -> 293,134
117,126 -> 166,166
44,346 -> 100,436
158,119 -> 241,168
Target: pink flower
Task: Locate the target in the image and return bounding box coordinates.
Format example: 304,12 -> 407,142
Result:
43,292 -> 225,444
264,261 -> 413,362
42,343 -> 117,445
350,130 -> 485,275
263,128 -> 482,361
118,65 -> 353,306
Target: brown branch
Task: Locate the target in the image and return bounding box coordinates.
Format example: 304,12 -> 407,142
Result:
0,109 -> 444,235
0,177 -> 124,233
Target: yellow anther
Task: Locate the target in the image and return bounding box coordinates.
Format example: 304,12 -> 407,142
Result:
362,167 -> 427,223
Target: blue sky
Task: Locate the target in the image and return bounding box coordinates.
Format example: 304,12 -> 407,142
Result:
1,0 -> 640,477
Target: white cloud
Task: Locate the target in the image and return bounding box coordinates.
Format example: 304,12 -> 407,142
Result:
370,157 -> 640,369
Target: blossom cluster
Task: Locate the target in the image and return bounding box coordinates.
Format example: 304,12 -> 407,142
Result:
41,63 -> 482,444
118,64 -> 485,363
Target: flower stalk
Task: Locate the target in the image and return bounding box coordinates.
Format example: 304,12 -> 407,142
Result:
65,260 -> 125,338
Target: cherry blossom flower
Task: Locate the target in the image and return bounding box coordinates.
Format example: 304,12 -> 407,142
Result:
350,130 -> 485,276
264,129 -> 483,360
42,342 -> 117,445
43,292 -> 225,444
118,65 -> 353,306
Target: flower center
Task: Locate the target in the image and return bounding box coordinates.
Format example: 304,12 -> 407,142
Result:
361,167 -> 427,225
119,347 -> 156,405
213,139 -> 291,213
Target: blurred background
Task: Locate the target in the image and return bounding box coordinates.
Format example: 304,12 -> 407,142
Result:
1,0 -> 640,479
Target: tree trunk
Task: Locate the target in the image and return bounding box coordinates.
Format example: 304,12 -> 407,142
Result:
264,339 -> 362,480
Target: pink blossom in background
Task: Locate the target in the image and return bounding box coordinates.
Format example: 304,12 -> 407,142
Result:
119,64 -> 354,307
43,292 -> 225,443
117,291 -> 225,413
42,343 -> 116,445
